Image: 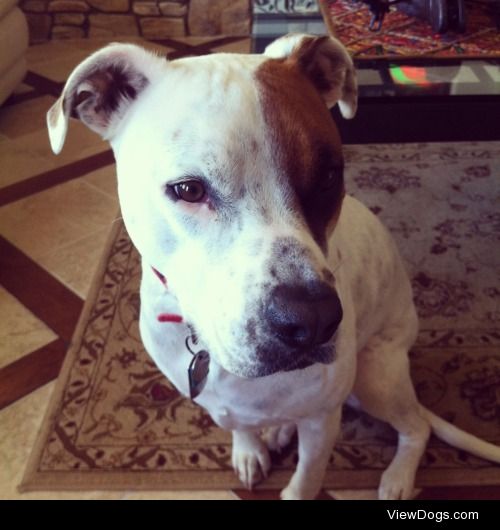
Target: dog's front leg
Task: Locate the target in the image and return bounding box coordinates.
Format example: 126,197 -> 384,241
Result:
232,430 -> 271,490
281,408 -> 341,500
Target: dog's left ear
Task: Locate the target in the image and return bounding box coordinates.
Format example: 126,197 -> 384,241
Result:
47,43 -> 165,154
264,34 -> 357,119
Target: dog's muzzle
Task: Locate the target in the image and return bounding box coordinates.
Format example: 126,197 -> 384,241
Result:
261,281 -> 342,373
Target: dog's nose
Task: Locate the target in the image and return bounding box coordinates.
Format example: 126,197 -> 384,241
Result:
265,282 -> 343,349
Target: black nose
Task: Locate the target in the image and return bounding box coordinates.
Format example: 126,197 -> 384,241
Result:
265,282 -> 343,349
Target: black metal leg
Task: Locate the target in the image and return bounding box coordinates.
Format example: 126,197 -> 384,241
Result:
429,0 -> 448,33
447,0 -> 467,32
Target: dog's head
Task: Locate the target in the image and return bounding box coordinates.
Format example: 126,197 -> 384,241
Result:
47,34 -> 357,378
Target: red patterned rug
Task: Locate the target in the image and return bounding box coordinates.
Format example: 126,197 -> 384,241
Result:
324,0 -> 500,57
21,141 -> 500,493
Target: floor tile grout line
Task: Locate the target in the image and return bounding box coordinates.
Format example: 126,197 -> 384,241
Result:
3,69 -> 62,108
24,71 -> 64,97
2,88 -> 44,108
37,223 -> 117,261
32,220 -> 120,301
0,150 -> 115,207
81,176 -> 119,202
0,337 -> 68,410
0,235 -> 84,341
148,36 -> 250,60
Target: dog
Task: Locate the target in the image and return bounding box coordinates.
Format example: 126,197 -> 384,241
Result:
47,34 -> 500,499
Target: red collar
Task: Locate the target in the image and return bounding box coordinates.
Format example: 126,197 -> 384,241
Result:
152,268 -> 209,400
152,266 -> 183,324
152,266 -> 167,286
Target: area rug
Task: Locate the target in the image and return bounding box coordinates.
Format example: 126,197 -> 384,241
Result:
323,0 -> 500,57
21,141 -> 500,492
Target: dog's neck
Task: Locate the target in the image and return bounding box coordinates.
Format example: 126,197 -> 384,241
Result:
151,266 -> 167,286
151,266 -> 184,323
151,266 -> 210,399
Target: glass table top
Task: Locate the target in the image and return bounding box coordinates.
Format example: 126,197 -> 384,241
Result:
251,16 -> 500,100
353,59 -> 500,98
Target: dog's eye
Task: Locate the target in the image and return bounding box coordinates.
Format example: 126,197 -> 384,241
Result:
171,180 -> 206,203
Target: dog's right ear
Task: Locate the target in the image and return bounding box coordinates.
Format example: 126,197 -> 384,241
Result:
264,34 -> 357,119
47,43 -> 165,154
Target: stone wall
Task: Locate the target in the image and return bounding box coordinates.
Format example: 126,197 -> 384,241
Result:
253,0 -> 318,14
20,0 -> 252,43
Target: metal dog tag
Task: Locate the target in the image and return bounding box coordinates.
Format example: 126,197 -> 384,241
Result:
188,350 -> 210,400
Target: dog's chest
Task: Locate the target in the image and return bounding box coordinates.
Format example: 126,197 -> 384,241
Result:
141,318 -> 341,430
138,273 -> 344,430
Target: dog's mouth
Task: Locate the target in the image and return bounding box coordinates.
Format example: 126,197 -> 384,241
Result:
271,344 -> 336,375
191,317 -> 338,379
225,344 -> 337,379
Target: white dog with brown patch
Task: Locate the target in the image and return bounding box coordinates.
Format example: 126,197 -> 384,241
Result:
47,34 -> 500,500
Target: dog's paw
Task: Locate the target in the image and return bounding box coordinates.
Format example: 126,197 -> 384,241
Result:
262,423 -> 296,453
280,480 -> 317,500
378,465 -> 417,500
280,484 -> 302,500
232,433 -> 271,490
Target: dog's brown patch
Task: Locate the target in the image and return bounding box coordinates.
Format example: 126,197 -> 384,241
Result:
255,57 -> 344,249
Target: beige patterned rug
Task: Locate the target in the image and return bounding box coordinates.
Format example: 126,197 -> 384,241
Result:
21,142 -> 500,492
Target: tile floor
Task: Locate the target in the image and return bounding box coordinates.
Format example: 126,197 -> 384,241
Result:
0,35 -> 496,501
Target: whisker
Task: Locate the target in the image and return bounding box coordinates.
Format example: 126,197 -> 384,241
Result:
331,258 -> 346,275
111,215 -> 123,225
